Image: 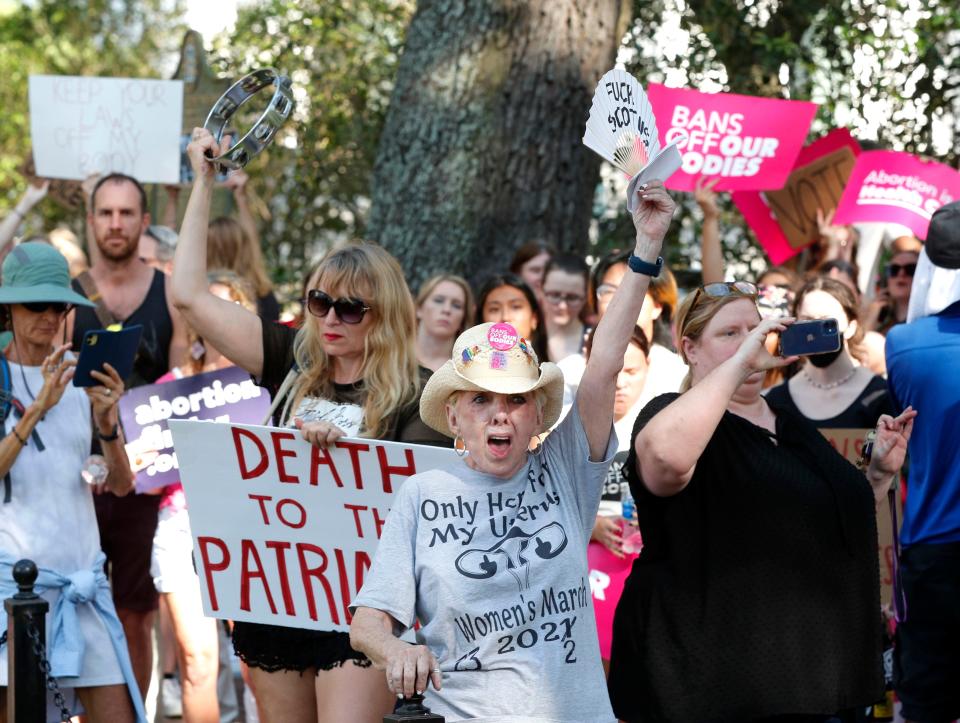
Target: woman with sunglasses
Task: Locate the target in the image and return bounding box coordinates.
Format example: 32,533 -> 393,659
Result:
172,129 -> 450,723
865,250 -> 919,336
0,243 -> 145,722
608,280 -> 916,723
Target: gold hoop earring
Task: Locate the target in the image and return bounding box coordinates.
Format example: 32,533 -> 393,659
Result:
454,435 -> 467,457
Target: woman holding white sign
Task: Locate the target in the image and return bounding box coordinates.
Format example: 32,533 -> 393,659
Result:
349,181 -> 676,722
173,129 -> 450,723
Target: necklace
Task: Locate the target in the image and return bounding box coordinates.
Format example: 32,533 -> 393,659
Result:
802,366 -> 856,390
10,337 -> 40,402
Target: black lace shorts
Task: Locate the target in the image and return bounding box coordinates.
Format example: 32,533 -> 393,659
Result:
232,622 -> 371,673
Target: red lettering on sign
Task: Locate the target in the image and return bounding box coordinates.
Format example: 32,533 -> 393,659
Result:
344,503 -> 368,537
310,444 -> 344,488
233,427 -> 268,479
377,446 -> 416,493
197,536 -> 230,611
334,549 -> 353,624
296,543 -> 339,624
336,440 -> 370,490
271,431 -> 300,483
372,507 -> 389,539
265,540 -> 296,615
240,539 -> 278,614
248,494 -> 273,525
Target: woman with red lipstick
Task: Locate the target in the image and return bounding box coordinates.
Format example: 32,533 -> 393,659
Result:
172,129 -> 449,723
415,274 -> 473,372
350,181 -> 676,722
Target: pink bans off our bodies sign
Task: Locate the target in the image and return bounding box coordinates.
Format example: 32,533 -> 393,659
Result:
647,84 -> 817,192
832,151 -> 960,239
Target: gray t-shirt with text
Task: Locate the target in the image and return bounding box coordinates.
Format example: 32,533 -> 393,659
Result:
353,406 -> 617,723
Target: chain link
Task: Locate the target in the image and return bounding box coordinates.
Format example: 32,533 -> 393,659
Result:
24,612 -> 73,723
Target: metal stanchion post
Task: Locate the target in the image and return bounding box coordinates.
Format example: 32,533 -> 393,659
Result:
384,694 -> 445,722
4,559 -> 49,722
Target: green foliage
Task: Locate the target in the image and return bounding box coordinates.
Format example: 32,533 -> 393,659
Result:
0,0 -> 186,236
591,0 -> 960,281
211,0 -> 413,286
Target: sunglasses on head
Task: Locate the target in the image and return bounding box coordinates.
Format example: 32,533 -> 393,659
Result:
887,263 -> 916,278
692,281 -> 758,305
22,301 -> 74,314
304,290 -> 371,324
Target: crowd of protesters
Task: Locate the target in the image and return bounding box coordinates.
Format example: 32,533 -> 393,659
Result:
0,125 -> 956,723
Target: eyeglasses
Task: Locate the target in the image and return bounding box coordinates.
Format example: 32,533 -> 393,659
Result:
887,263 -> 916,278
596,283 -> 617,300
304,290 -> 371,324
22,301 -> 74,315
543,291 -> 585,306
691,281 -> 758,307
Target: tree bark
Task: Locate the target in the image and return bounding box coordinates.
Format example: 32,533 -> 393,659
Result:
367,0 -> 631,290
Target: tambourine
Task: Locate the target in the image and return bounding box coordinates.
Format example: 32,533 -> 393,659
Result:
203,68 -> 295,172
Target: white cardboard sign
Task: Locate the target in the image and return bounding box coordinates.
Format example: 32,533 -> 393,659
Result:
168,419 -> 458,631
28,75 -> 183,184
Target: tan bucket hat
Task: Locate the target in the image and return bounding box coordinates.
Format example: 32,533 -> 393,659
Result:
420,322 -> 565,437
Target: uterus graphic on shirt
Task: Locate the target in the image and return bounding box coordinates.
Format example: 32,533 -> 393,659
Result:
455,521 -> 568,590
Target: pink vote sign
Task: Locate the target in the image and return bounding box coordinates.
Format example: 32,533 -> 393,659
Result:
587,540 -> 638,660
832,151 -> 960,239
647,83 -> 817,192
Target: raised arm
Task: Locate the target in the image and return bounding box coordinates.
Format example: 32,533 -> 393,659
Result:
695,177 -> 724,284
577,181 -> 675,461
636,317 -> 794,496
0,181 -> 49,250
171,129 -> 264,378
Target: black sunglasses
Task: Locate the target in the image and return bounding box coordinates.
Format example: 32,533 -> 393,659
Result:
887,263 -> 916,278
22,301 -> 74,314
304,290 -> 371,324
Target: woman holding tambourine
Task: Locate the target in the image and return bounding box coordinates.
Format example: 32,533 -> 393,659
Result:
173,125 -> 449,722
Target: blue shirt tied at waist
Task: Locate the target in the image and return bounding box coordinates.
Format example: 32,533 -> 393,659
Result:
0,552 -> 147,723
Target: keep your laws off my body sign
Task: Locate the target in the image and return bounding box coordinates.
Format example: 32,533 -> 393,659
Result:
29,75 -> 183,184
168,420 -> 457,632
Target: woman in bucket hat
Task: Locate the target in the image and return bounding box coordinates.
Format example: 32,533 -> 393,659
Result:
350,182 -> 676,722
0,242 -> 145,722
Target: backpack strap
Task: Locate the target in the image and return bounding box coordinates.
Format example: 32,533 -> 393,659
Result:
1,358 -> 45,504
76,271 -> 119,329
261,365 -> 301,427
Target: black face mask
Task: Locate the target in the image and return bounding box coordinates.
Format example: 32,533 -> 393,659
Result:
807,346 -> 844,368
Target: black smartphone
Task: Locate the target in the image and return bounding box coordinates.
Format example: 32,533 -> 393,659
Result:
73,325 -> 143,386
779,319 -> 841,357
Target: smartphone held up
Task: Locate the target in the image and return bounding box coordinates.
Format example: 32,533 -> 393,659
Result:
778,318 -> 841,358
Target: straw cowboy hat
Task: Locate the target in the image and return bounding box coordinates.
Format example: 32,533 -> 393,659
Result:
420,322 -> 565,437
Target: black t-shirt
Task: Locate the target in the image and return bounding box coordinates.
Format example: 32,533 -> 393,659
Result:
258,321 -> 449,447
607,393 -> 883,722
256,291 -> 281,324
764,374 -> 893,429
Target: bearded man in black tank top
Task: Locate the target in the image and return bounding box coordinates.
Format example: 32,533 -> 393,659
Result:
67,173 -> 188,700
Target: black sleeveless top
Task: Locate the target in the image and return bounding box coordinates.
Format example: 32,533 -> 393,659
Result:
71,269 -> 173,388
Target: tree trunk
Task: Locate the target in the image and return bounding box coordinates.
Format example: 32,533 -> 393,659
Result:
367,0 -> 631,290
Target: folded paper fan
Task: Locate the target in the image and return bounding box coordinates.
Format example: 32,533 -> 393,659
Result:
583,69 -> 685,211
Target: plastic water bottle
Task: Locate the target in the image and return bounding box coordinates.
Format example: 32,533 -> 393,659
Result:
81,454 -> 108,486
621,488 -> 643,555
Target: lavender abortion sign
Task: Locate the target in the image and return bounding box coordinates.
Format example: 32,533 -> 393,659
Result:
119,366 -> 272,492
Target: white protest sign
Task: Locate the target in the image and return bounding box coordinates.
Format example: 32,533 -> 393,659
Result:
29,75 -> 183,183
169,419 -> 458,631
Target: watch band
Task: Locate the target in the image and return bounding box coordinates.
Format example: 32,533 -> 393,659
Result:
628,254 -> 664,277
96,423 -> 120,442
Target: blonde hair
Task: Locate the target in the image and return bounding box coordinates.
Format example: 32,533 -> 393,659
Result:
674,288 -> 755,392
186,270 -> 257,375
291,243 -> 420,438
416,274 -> 475,336
207,217 -> 273,298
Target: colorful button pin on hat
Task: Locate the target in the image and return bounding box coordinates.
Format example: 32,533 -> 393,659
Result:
487,322 -> 519,351
461,345 -> 480,364
490,351 -> 507,370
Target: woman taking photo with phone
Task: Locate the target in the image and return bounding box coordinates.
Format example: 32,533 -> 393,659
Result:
172,128 -> 448,723
765,277 -> 893,430
608,281 -> 916,723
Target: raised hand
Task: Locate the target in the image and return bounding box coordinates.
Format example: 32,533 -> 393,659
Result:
694,176 -> 721,219
85,362 -> 125,431
630,180 -> 676,243
731,317 -> 799,378
870,407 -> 916,476
186,127 -> 232,183
35,344 -> 76,414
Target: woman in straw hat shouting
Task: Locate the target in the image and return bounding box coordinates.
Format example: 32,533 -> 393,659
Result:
350,181 -> 676,722
0,242 -> 145,722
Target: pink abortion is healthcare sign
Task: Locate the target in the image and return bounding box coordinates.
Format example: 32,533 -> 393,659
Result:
832,151 -> 960,239
647,84 -> 817,192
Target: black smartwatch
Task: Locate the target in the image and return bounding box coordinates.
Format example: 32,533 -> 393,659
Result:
628,254 -> 664,277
